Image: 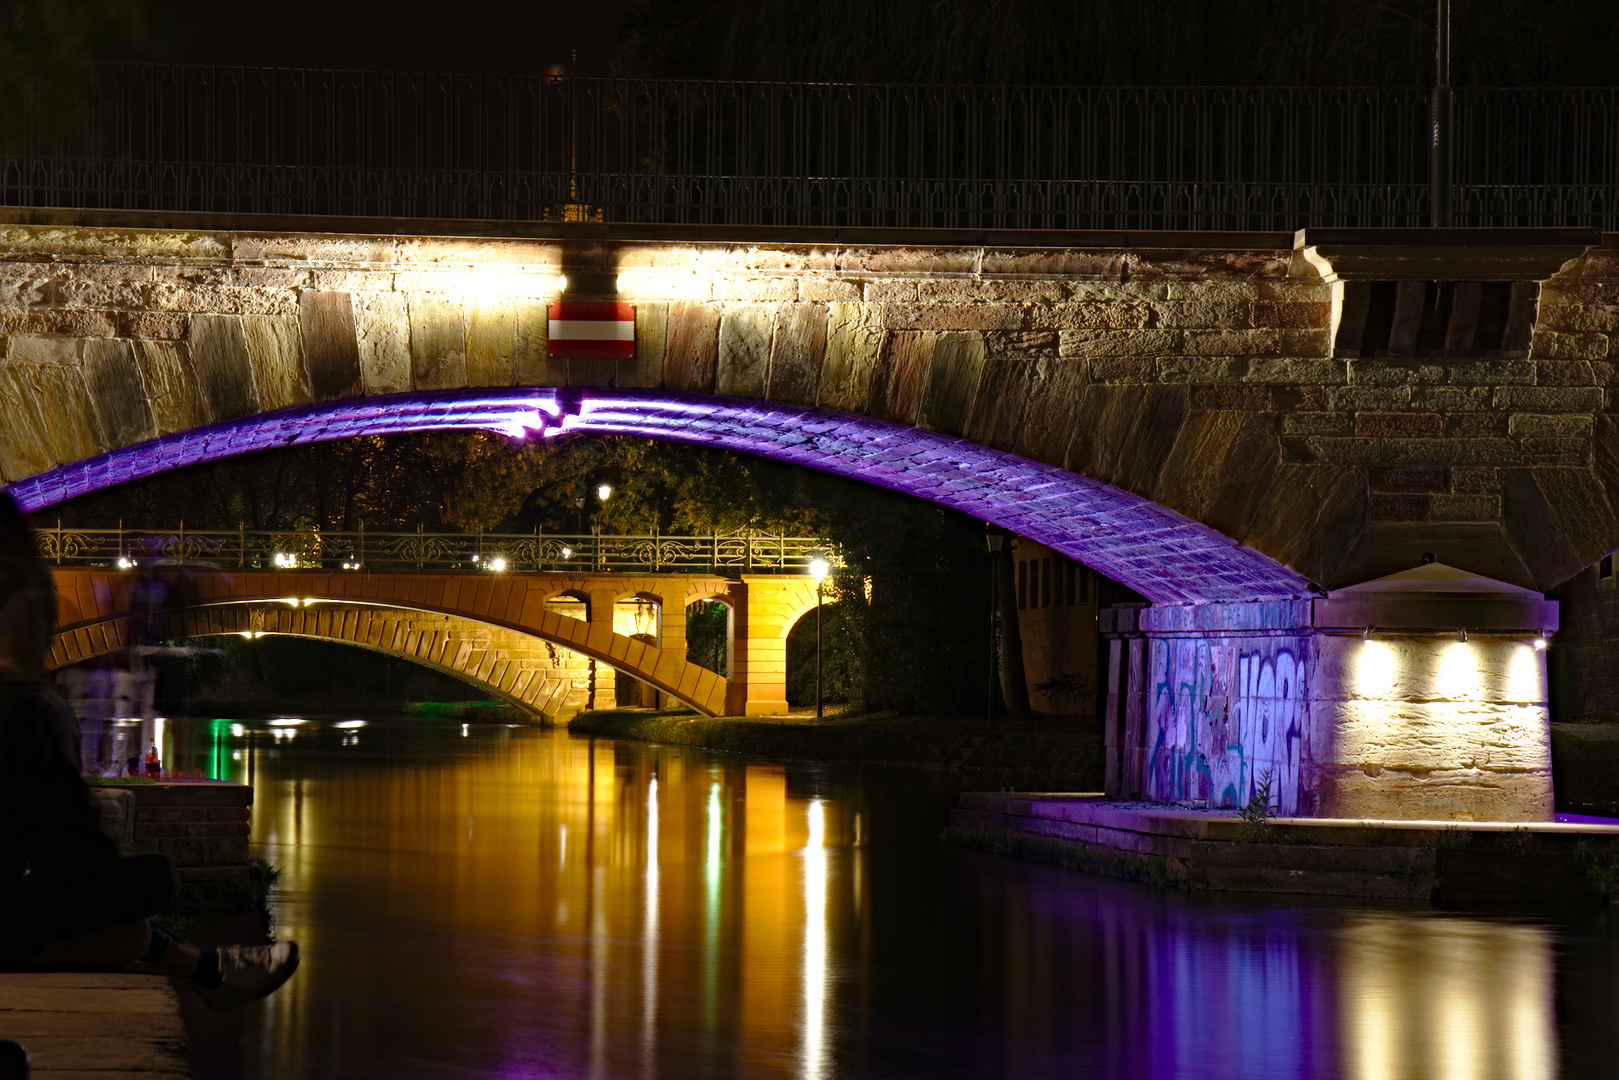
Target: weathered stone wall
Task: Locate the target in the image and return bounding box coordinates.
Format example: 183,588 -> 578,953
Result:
1106,600 -> 1555,822
4,216 -> 1618,596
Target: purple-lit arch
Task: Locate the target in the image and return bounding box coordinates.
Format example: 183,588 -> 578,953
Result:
4,389 -> 1316,604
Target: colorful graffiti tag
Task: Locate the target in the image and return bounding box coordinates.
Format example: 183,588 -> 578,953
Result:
1146,638 -> 1307,814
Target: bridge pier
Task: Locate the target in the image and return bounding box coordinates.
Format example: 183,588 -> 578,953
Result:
1103,564 -> 1558,822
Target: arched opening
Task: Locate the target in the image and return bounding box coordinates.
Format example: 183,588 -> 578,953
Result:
612,592 -> 661,707
686,597 -> 732,679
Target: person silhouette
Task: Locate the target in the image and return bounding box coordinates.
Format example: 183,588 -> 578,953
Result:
0,493 -> 297,1007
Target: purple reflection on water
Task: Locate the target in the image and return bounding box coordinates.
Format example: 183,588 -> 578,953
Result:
4,389 -> 1313,604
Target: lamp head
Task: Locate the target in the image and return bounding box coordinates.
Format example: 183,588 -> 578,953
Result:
809,556 -> 830,582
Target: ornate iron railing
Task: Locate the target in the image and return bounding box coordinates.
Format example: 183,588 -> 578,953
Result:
33,524 -> 833,575
5,66 -> 1619,229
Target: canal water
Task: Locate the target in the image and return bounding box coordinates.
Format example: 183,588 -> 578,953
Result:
142,715 -> 1618,1079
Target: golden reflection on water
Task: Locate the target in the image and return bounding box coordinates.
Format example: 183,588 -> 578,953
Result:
1340,915 -> 1555,1080
159,719 -> 1582,1079
243,725 -> 845,1079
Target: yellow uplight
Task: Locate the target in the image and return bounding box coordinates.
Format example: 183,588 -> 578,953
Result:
1354,639 -> 1398,699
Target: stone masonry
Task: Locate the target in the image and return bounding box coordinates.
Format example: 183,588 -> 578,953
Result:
2,213 -> 1617,600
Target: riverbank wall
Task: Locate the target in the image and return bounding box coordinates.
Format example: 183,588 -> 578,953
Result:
91,781 -> 263,910
946,793 -> 1619,904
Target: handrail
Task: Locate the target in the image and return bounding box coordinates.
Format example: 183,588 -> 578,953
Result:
5,66 -> 1619,229
33,525 -> 836,575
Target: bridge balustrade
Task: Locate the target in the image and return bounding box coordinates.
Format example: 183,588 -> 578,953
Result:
5,67 -> 1619,229
33,525 -> 834,576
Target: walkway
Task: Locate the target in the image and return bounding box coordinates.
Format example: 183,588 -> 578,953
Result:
0,970 -> 188,1078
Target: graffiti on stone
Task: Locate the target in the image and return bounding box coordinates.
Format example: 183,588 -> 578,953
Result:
1146,637 -> 1307,814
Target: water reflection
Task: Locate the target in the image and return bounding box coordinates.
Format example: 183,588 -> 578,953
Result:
151,718 -> 1607,1079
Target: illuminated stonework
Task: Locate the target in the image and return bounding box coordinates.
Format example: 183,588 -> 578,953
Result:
1108,563 -> 1558,821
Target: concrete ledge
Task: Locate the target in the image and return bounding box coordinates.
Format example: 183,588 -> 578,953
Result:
0,970 -> 189,1078
947,793 -> 1619,904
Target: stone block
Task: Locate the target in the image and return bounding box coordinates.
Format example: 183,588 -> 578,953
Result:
869,331 -> 932,424
466,297 -> 517,388
917,331 -> 987,437
1165,280 -> 1262,303
1158,357 -> 1249,382
1244,359 -> 1346,384
1181,329 -> 1281,356
1446,360 -> 1536,386
917,279 -> 1066,303
862,280 -> 918,303
1280,329 -> 1333,356
851,246 -> 979,275
0,362 -> 101,480
0,309 -> 116,337
355,292 -> 412,395
1027,302 -> 1149,331
1519,438 -> 1589,466
118,311 -> 190,340
1189,384 -> 1269,410
1308,436 -> 1521,468
1012,359 -> 1090,466
623,302 -> 667,390
1536,360 -> 1600,386
710,275 -> 796,302
1369,492 -> 1431,521
1059,329 -> 1179,358
1251,301 -> 1330,329
1509,413 -> 1594,438
134,340 -> 205,436
766,303 -> 826,405
1257,280 -> 1329,301
1450,414 -> 1508,440
188,315 -> 259,421
1155,408 -> 1277,536
299,291 -> 363,401
241,314 -> 311,411
984,331 -> 1058,356
798,277 -> 861,302
1409,386 -> 1493,411
1349,360 -> 1445,386
514,297 -> 560,386
1327,386 -> 1412,411
81,338 -> 155,449
1451,468 -> 1500,495
6,336 -> 80,365
1148,299 -> 1251,329
964,355 -> 1034,451
883,303 -> 1022,332
1355,413 -> 1442,438
1494,386 -> 1603,411
664,301 -> 721,393
1432,494 -> 1500,521
1531,329 -> 1609,361
818,302 -> 882,412
408,294 -> 467,390
1282,413 -> 1353,436
715,304 -> 775,398
1366,467 -> 1448,493
979,250 -> 1129,277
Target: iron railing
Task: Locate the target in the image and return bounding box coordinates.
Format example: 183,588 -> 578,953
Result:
5,65 -> 1619,229
34,524 -> 833,575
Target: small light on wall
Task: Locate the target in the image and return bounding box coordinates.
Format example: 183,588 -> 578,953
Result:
560,546 -> 573,559
489,556 -> 507,572
1363,625 -> 1374,642
1535,632 -> 1549,650
1458,628 -> 1468,643
272,552 -> 294,569
116,556 -> 135,570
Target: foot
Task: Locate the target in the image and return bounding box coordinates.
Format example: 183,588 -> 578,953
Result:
193,942 -> 300,1011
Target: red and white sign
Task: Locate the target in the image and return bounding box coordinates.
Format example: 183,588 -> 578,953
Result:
548,301 -> 635,360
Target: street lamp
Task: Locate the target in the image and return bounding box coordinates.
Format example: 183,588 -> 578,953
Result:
809,556 -> 830,719
597,483 -> 613,502
985,525 -> 1004,726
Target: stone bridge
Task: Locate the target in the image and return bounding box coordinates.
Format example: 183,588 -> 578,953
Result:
45,566 -> 820,719
6,209 -> 1617,820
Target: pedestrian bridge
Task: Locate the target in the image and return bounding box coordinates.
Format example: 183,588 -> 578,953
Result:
44,547 -> 823,719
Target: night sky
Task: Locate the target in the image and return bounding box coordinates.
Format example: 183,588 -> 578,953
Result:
146,0 -> 636,75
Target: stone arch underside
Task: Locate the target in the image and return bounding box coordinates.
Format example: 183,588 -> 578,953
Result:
11,390 -> 1311,604
50,604 -> 608,721
48,568 -> 736,715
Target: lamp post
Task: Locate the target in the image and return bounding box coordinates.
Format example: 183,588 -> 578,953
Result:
985,526 -> 1003,726
809,556 -> 830,719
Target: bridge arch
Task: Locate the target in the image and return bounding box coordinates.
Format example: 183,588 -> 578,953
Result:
51,603 -> 608,721
45,569 -> 786,716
